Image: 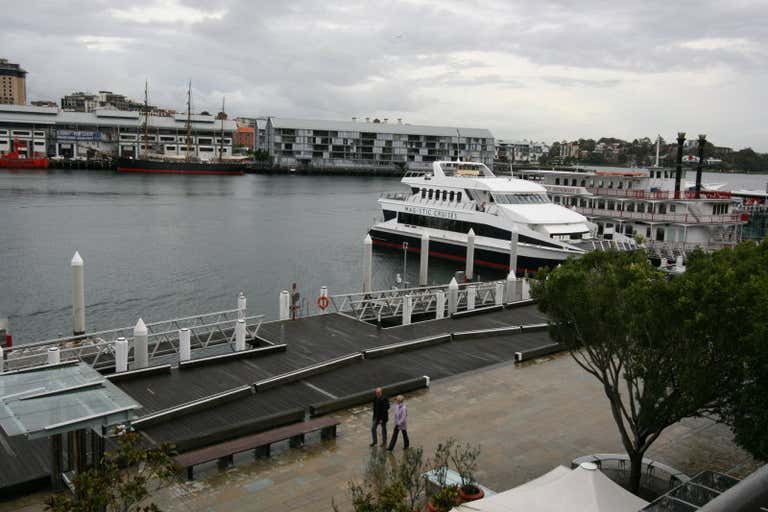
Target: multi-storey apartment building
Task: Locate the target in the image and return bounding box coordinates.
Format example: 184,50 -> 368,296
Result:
0,59 -> 27,105
267,117 -> 494,169
61,90 -> 154,113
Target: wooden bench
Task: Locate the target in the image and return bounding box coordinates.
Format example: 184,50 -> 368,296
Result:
174,416 -> 340,480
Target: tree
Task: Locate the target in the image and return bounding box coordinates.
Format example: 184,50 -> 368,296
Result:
532,251 -> 722,494
678,242 -> 768,459
45,430 -> 177,512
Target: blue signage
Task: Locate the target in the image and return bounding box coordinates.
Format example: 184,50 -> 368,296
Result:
57,130 -> 102,141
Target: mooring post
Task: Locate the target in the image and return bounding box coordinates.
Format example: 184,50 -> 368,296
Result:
0,346 -> 3,373
47,346 -> 60,365
178,329 -> 191,362
71,251 -> 86,336
495,281 -> 504,306
235,319 -> 246,351
521,277 -> 531,301
402,294 -> 412,326
466,285 -> 476,310
509,231 -> 519,277
319,286 -> 329,313
465,229 -> 475,281
447,278 -> 459,316
237,291 -> 247,320
279,290 -> 290,321
115,337 -> 128,372
419,232 -> 429,286
362,234 -> 373,293
435,290 -> 446,319
505,271 -> 518,303
133,318 -> 148,369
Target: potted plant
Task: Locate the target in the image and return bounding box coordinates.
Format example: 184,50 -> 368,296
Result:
450,442 -> 484,502
426,440 -> 459,512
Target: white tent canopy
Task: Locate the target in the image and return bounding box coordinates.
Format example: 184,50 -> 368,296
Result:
452,463 -> 648,512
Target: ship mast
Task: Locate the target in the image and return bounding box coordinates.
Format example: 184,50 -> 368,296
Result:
219,97 -> 225,163
185,81 -> 193,163
142,80 -> 150,159
655,134 -> 661,168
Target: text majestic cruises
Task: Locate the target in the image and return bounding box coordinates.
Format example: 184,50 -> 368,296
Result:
369,161 -> 637,275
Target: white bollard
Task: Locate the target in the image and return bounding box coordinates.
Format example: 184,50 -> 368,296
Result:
447,278 -> 459,316
279,290 -> 290,320
402,294 -> 412,326
115,337 -> 129,372
467,285 -> 476,310
505,271 -> 518,303
133,318 -> 148,369
465,229 -> 475,281
362,234 -> 373,293
48,346 -> 61,365
521,278 -> 531,301
495,281 -> 504,306
235,319 -> 246,351
419,232 -> 430,286
0,346 -> 4,373
178,329 -> 191,362
435,290 -> 446,320
237,292 -> 247,320
71,251 -> 86,335
509,231 -> 519,277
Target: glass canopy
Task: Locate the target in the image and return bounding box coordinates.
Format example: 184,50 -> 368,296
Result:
0,362 -> 140,439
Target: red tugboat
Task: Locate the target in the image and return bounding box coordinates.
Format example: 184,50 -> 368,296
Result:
0,139 -> 49,169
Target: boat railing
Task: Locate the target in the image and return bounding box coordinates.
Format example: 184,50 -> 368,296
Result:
585,187 -> 732,201
573,206 -> 744,225
380,191 -> 410,201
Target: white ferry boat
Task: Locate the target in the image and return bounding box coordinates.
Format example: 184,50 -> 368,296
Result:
517,167 -> 747,259
369,161 -> 636,275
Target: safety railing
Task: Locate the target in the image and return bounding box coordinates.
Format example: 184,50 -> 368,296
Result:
574,206 -> 744,225
4,308 -> 264,372
327,280 -> 526,322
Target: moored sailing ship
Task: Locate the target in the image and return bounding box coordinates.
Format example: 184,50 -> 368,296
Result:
116,83 -> 245,175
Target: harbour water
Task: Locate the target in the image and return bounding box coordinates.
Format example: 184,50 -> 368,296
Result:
1,169 -> 765,344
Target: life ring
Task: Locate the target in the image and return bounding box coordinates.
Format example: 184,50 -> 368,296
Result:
316,295 -> 330,310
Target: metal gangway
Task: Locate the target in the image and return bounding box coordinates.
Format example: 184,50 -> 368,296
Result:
3,305 -> 264,373
327,278 -> 530,323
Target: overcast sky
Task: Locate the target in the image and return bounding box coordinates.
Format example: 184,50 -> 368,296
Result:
2,0 -> 767,150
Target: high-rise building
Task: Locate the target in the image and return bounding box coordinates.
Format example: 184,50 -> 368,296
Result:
60,90 -> 154,112
0,59 -> 27,105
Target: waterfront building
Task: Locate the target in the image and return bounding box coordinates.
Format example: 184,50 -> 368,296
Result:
0,59 -> 27,105
30,100 -> 58,107
267,117 -> 494,170
0,104 -> 234,160
234,117 -> 268,151
61,90 -> 155,113
233,125 -> 255,151
496,139 -> 550,163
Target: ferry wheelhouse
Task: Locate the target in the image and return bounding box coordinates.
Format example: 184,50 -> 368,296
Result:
517,168 -> 746,259
369,161 -> 636,275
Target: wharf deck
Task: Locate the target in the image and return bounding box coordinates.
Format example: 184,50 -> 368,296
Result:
0,304 -> 552,497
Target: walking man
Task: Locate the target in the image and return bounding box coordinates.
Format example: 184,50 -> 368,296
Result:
387,395 -> 409,451
370,387 -> 389,447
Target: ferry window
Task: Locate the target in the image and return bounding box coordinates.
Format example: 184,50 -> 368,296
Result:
442,190 -> 447,201
628,182 -> 633,189
411,187 -> 420,194
421,189 -> 426,198
492,193 -> 550,204
618,181 -> 624,189
571,179 -> 577,186
638,203 -> 645,213
457,192 -> 462,202
555,178 -> 560,185
656,228 -> 665,241
581,180 -> 586,187
449,191 -> 455,201
669,204 -> 676,212
598,180 -> 604,187
428,189 -> 434,200
608,181 -> 613,189
627,203 -> 635,212
658,204 -> 666,214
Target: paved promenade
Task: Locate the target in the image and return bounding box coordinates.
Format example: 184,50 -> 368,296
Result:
3,352 -> 757,512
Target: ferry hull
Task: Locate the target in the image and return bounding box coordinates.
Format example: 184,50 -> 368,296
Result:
116,158 -> 244,175
368,228 -> 564,276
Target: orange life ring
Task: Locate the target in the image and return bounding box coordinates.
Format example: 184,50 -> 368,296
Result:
316,295 -> 330,310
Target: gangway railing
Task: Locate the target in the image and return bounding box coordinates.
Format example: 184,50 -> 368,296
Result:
328,280 -> 526,322
4,308 -> 264,372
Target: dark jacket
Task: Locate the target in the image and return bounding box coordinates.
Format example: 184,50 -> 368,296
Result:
372,395 -> 390,422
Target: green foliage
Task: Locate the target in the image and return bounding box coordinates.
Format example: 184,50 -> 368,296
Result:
428,484 -> 460,512
250,149 -> 271,162
45,431 -> 177,512
679,241 -> 768,459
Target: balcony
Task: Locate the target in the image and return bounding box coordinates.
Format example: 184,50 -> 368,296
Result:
584,187 -> 732,201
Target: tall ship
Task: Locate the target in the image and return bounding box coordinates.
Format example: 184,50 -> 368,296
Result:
516,167 -> 747,261
369,161 -> 636,275
116,84 -> 244,175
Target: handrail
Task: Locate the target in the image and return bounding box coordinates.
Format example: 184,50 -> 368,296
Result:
573,206 -> 744,225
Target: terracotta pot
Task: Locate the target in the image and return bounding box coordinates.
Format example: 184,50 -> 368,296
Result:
426,500 -> 451,512
459,485 -> 485,502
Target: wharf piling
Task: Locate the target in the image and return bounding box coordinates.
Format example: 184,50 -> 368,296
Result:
362,235 -> 373,293
466,229 -> 476,280
419,232 -> 429,286
133,318 -> 148,369
71,251 -> 85,335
